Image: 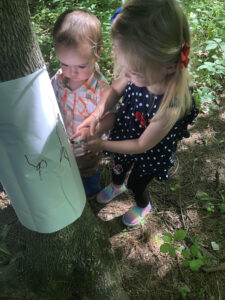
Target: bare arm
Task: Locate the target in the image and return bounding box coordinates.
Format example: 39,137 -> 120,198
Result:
86,110 -> 176,154
73,113 -> 116,143
95,113 -> 116,136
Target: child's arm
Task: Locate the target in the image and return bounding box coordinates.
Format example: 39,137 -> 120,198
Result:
74,112 -> 116,143
85,110 -> 176,154
96,112 -> 117,136
76,76 -> 128,136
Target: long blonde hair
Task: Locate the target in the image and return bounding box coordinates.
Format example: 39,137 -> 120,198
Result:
111,0 -> 192,127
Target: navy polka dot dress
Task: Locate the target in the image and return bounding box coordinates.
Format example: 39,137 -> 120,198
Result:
104,82 -> 199,181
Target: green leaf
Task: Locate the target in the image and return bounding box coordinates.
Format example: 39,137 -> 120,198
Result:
206,43 -> 218,50
220,42 -> 225,52
162,235 -> 172,242
190,244 -> 199,257
214,38 -> 222,43
174,229 -> 187,241
189,259 -> 203,271
160,243 -> 171,253
162,232 -> 172,243
178,285 -> 190,297
154,235 -> 163,244
170,184 -> 181,191
182,249 -> 191,259
182,259 -> 190,267
176,247 -> 183,252
169,246 -> 176,257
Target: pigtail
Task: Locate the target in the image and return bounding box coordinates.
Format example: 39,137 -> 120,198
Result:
150,2 -> 192,129
154,66 -> 191,130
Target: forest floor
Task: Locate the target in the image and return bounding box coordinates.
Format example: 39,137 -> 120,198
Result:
0,98 -> 225,299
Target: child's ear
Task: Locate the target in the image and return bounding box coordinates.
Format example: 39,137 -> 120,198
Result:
96,47 -> 103,61
166,63 -> 177,75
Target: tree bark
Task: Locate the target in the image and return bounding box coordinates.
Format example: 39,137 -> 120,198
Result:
0,1 -> 129,299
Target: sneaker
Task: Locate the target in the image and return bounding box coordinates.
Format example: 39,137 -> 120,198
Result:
122,203 -> 151,227
96,183 -> 126,204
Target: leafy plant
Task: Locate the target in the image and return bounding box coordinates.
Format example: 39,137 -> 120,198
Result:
183,0 -> 225,111
196,191 -> 225,215
170,183 -> 181,192
0,225 -> 23,266
178,284 -> 190,299
157,229 -> 211,272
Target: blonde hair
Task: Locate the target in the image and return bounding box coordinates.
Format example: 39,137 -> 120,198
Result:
111,0 -> 192,127
53,9 -> 102,58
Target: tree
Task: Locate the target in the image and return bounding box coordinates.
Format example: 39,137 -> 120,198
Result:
0,1 -> 129,299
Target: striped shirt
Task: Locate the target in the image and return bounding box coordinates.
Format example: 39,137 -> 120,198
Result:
52,64 -> 108,156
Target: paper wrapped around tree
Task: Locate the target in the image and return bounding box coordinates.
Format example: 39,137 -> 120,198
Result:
0,68 -> 86,233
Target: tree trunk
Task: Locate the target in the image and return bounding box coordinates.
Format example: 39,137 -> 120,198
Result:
0,1 -> 129,299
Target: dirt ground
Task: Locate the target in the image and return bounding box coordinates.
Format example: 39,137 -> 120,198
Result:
0,98 -> 225,299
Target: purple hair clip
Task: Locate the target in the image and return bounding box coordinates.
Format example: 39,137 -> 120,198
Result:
111,7 -> 122,22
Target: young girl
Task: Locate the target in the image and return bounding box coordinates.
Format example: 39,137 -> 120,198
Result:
77,0 -> 199,226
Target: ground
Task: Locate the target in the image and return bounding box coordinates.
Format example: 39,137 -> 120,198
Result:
0,99 -> 225,299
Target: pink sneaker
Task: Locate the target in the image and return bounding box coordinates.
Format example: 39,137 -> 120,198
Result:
96,183 -> 126,204
122,203 -> 151,227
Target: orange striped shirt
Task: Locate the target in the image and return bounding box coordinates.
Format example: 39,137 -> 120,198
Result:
52,64 -> 108,156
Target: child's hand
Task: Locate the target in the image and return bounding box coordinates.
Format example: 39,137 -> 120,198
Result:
77,114 -> 99,136
84,138 -> 103,154
70,127 -> 93,151
76,127 -> 92,142
70,127 -> 92,144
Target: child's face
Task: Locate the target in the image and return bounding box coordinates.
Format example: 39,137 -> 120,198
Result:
116,47 -> 166,89
119,60 -> 148,88
56,44 -> 97,85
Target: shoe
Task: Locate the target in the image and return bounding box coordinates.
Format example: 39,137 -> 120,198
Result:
96,183 -> 126,204
82,170 -> 101,197
122,203 -> 151,227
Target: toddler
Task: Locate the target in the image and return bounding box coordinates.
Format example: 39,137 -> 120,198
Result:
51,9 -> 111,197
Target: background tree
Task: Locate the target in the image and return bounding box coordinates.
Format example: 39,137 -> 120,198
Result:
0,0 -> 129,299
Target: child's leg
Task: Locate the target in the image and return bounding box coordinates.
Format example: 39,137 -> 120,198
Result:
76,152 -> 102,197
122,165 -> 154,226
96,161 -> 132,204
81,169 -> 101,197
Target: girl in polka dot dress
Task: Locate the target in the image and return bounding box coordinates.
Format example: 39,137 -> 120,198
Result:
76,0 -> 199,226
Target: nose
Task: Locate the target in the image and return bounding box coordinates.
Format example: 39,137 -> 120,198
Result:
70,66 -> 78,76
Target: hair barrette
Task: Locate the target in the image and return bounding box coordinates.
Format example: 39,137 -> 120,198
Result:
111,7 -> 122,22
180,42 -> 190,69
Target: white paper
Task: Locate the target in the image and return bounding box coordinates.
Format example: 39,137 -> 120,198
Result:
0,68 -> 86,233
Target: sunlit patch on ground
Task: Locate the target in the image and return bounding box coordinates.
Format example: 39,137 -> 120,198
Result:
0,192 -> 10,210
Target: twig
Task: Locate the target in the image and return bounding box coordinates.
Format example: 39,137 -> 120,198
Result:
202,262 -> 225,273
179,188 -> 187,230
